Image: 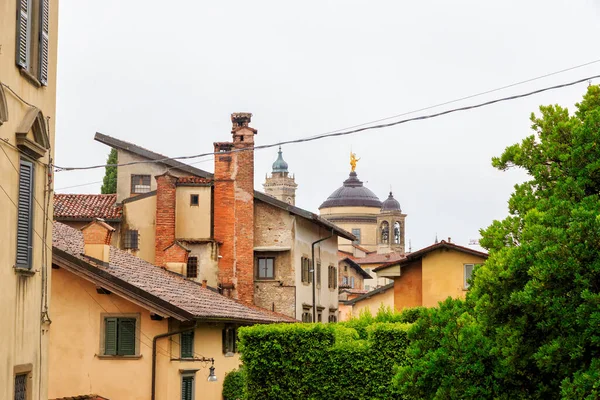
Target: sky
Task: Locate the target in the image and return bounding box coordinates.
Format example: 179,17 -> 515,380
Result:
54,0 -> 600,250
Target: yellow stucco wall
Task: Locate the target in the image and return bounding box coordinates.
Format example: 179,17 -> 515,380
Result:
421,249 -> 486,307
320,206 -> 380,251
122,194 -> 157,264
175,186 -> 211,239
0,1 -> 59,398
49,267 -> 242,400
348,288 -> 394,319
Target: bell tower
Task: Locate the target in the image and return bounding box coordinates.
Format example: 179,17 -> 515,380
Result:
376,191 -> 406,255
263,146 -> 298,205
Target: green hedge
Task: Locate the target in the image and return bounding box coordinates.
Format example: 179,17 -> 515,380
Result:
238,320 -> 410,400
222,367 -> 246,400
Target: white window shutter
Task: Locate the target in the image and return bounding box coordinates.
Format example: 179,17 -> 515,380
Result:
38,0 -> 50,85
15,0 -> 30,69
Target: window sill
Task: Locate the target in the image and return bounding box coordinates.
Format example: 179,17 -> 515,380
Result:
19,68 -> 42,88
97,354 -> 142,360
171,357 -> 202,362
14,267 -> 36,276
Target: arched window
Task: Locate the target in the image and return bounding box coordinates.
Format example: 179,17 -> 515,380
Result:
380,221 -> 389,244
394,222 -> 401,244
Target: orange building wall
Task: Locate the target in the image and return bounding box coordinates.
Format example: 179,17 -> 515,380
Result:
393,261 -> 422,310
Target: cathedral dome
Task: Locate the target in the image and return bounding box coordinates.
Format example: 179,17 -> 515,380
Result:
381,192 -> 401,212
272,147 -> 288,173
319,172 -> 382,209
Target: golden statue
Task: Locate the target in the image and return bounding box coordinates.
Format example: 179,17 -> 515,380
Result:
350,152 -> 360,172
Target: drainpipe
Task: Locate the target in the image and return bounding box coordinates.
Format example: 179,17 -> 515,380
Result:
312,229 -> 334,323
152,323 -> 197,400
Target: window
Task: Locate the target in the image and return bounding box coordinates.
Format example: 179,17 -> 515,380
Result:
393,221 -> 401,244
342,276 -> 349,286
15,0 -> 50,85
352,228 -> 361,244
186,257 -> 198,278
317,312 -> 322,322
380,221 -> 389,244
365,284 -> 371,291
464,264 -> 474,289
302,310 -> 312,323
131,174 -> 151,194
14,374 -> 27,400
301,257 -> 312,284
328,265 -> 337,289
103,317 -> 137,356
222,325 -> 237,354
257,257 -> 274,279
328,315 -> 337,323
344,265 -> 348,272
350,276 -> 355,288
180,330 -> 194,359
190,194 -> 199,206
16,159 -> 34,269
123,230 -> 138,250
181,374 -> 195,400
316,261 -> 321,287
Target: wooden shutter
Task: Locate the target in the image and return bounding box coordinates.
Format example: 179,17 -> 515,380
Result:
104,317 -> 117,355
38,0 -> 50,85
233,327 -> 238,353
15,0 -> 30,69
16,160 -> 34,268
181,376 -> 193,400
180,331 -> 194,358
222,328 -> 227,354
308,260 -> 313,284
117,318 -> 136,355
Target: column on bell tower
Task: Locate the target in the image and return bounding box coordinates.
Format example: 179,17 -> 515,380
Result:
263,146 -> 298,205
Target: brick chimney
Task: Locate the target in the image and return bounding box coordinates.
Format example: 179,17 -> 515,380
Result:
81,218 -> 115,263
155,172 -> 178,267
213,112 -> 256,303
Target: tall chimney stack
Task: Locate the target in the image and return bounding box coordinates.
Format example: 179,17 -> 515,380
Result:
155,172 -> 178,267
213,112 -> 256,303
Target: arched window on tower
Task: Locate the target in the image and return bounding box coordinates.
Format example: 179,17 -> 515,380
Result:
394,222 -> 401,244
381,221 -> 389,244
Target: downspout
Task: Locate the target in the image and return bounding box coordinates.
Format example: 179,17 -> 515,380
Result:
152,323 -> 197,400
312,229 -> 334,322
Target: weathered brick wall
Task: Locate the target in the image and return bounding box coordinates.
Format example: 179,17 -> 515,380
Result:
254,201 -> 293,248
155,173 -> 177,267
81,221 -> 113,245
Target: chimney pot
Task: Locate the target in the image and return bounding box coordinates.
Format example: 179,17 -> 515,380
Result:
448,237 -> 451,243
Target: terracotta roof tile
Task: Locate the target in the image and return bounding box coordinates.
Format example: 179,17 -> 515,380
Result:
353,252 -> 405,265
52,222 -> 294,324
176,176 -> 213,185
54,194 -> 122,220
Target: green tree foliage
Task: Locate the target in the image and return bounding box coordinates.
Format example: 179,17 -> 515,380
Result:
238,316 -> 410,400
222,367 -> 247,400
395,85 -> 600,399
101,148 -> 117,194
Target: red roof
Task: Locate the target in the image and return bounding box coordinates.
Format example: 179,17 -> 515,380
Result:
176,176 -> 213,185
353,252 -> 405,265
54,194 -> 121,221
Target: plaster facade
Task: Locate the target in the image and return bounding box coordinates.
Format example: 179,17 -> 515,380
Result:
349,288 -> 394,318
0,0 -> 59,398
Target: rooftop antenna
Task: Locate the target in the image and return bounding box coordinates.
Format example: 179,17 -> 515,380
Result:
434,233 -> 438,244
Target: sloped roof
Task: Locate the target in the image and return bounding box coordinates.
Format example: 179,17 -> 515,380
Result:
340,283 -> 394,306
373,240 -> 488,272
353,252 -> 405,266
54,194 -> 122,221
52,222 -> 294,324
339,257 -> 372,279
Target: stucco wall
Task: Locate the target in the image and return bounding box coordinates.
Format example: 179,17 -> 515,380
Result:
185,242 -> 219,287
421,249 -> 486,307
349,288 -> 394,319
122,194 -> 157,263
394,261 -> 423,310
339,259 -> 364,290
175,186 -> 211,239
49,267 -> 242,400
0,0 -> 59,398
320,206 -> 380,252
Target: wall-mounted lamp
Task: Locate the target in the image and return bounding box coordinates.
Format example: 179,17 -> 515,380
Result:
207,359 -> 218,382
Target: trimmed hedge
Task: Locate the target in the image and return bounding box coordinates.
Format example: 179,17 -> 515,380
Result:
222,367 -> 246,400
238,319 -> 410,400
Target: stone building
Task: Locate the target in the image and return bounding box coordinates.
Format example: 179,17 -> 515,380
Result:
68,113 -> 354,322
263,146 -> 297,205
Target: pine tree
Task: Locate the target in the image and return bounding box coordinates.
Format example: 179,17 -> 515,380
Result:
101,149 -> 117,194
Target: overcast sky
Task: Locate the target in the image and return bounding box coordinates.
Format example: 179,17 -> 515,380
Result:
54,0 -> 600,250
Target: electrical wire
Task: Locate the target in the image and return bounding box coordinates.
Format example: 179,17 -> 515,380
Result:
53,73 -> 600,172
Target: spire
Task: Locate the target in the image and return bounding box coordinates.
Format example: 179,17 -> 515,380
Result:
272,146 -> 289,173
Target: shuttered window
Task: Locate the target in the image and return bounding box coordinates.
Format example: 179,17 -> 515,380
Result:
181,375 -> 194,400
222,326 -> 237,354
15,0 -> 30,69
14,374 -> 27,400
104,317 -> 136,356
16,159 -> 34,269
180,330 -> 194,359
328,265 -> 337,289
301,257 -> 312,283
15,0 -> 50,86
38,0 -> 50,85
316,261 -> 321,287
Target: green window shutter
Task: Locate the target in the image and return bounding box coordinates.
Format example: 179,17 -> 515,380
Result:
38,0 -> 49,85
104,317 -> 117,355
15,0 -> 30,69
16,160 -> 34,269
117,318 -> 136,355
181,376 -> 194,400
180,331 -> 194,358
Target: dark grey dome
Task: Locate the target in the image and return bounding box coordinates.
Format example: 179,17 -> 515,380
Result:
381,192 -> 401,212
319,172 -> 382,209
272,146 -> 288,173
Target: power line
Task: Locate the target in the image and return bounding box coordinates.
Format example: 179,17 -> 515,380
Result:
53,73 -> 600,172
